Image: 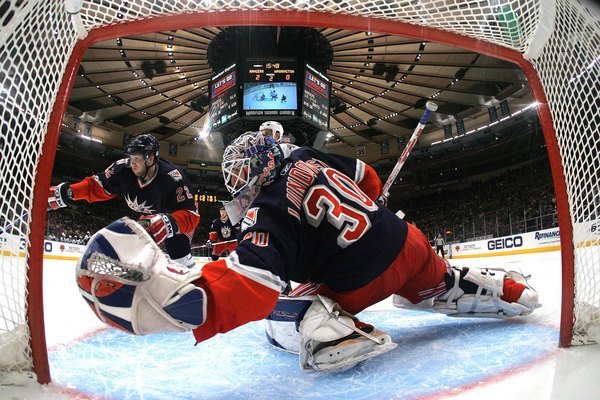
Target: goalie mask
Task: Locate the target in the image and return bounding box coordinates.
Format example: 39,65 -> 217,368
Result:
222,131 -> 283,198
76,217 -> 205,335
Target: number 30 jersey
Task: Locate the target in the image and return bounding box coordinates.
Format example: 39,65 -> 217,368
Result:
235,147 -> 408,292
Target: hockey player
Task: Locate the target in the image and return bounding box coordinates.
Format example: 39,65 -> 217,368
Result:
75,132 -> 540,372
259,120 -> 284,142
435,234 -> 446,257
207,206 -> 239,260
259,120 -> 299,156
49,134 -> 199,267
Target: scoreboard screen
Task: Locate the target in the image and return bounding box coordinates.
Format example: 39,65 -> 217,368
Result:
301,64 -> 331,131
242,60 -> 298,116
209,64 -> 239,130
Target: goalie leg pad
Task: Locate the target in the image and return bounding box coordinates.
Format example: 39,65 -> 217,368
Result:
394,267 -> 541,318
264,296 -> 314,354
433,267 -> 540,317
77,217 -> 207,335
299,295 -> 396,372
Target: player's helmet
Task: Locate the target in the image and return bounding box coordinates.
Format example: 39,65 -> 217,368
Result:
259,121 -> 284,141
126,134 -> 159,160
222,131 -> 283,197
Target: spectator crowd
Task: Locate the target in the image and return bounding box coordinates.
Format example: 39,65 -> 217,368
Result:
42,162 -> 558,248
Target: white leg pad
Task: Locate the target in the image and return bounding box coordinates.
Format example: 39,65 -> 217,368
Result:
394,267 -> 540,318
299,295 -> 396,372
433,267 -> 540,317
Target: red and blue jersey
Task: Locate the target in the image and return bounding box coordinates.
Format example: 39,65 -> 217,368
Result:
209,218 -> 239,242
193,147 -> 409,343
236,147 -> 408,292
69,158 -> 200,235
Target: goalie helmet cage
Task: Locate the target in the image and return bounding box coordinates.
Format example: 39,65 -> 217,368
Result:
0,0 -> 598,385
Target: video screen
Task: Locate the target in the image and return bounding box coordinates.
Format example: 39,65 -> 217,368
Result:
242,60 -> 298,116
301,64 -> 330,131
209,64 -> 239,130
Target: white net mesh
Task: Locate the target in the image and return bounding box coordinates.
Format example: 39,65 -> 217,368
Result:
530,0 -> 599,344
0,0 -> 598,379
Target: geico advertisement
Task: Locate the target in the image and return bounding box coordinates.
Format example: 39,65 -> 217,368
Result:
451,227 -> 561,257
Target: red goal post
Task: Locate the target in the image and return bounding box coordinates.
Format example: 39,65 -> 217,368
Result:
1,0 -> 598,385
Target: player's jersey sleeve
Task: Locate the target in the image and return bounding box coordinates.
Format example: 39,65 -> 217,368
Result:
192,256 -> 283,343
209,219 -> 219,242
69,159 -> 129,202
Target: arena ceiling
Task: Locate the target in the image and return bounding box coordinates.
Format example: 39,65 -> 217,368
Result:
66,25 -> 535,151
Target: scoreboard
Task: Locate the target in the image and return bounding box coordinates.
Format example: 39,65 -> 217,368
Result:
242,59 -> 298,116
246,60 -> 296,83
205,60 -> 331,132
195,193 -> 219,203
301,63 -> 331,131
209,64 -> 239,130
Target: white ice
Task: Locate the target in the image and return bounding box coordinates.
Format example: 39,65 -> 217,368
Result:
1,250 -> 599,399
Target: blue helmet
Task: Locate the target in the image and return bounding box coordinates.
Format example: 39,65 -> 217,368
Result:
126,134 -> 159,160
222,132 -> 283,197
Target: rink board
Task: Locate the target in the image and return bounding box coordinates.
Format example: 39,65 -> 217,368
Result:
48,309 -> 557,400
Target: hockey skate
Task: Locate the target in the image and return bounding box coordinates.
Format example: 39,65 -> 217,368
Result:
394,266 -> 541,318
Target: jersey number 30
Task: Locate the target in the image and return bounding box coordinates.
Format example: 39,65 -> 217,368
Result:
303,168 -> 377,248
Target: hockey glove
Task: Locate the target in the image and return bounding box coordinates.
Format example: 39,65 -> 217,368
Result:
139,214 -> 176,245
48,183 -> 73,210
76,217 -> 206,335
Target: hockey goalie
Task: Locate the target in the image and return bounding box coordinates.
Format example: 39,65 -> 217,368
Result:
76,132 -> 540,372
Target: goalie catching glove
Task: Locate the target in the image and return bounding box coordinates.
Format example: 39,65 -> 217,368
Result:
76,217 -> 206,335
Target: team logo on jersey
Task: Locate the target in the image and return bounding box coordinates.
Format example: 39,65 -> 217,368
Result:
241,207 -> 259,231
221,226 -> 232,239
168,170 -> 183,182
124,194 -> 156,214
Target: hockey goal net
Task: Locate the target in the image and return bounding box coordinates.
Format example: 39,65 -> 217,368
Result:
0,0 -> 598,384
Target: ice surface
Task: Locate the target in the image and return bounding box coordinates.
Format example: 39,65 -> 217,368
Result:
1,250 -> 599,399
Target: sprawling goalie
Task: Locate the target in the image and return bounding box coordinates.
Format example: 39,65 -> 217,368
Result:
76,132 -> 540,372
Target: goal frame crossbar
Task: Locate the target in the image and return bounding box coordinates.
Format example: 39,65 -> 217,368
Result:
28,10 -> 575,384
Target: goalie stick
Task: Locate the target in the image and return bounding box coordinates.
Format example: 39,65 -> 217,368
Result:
379,101 -> 438,201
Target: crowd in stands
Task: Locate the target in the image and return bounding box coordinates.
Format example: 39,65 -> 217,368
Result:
45,199 -> 137,245
393,163 -> 558,243
40,161 -> 558,249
